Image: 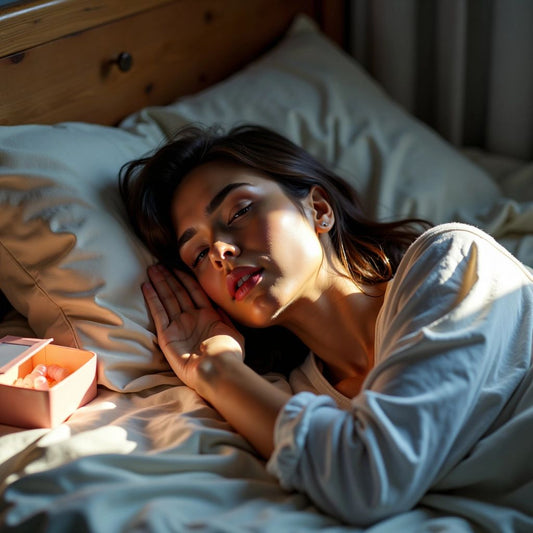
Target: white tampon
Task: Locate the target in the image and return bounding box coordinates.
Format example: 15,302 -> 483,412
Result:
33,375 -> 50,390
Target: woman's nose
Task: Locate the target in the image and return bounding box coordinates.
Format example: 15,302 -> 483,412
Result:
209,241 -> 240,269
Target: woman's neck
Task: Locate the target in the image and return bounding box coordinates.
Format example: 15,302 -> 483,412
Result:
282,273 -> 387,389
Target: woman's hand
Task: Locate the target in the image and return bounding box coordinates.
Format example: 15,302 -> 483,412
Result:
142,264 -> 244,393
143,264 -> 290,458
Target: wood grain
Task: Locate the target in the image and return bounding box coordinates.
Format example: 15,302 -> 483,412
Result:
0,0 -> 344,126
0,0 -> 174,58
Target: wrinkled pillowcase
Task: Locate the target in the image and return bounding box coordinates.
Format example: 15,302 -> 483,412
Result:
0,124 -> 171,391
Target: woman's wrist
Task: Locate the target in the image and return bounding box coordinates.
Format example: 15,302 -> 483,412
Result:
195,348 -> 290,458
195,346 -> 245,401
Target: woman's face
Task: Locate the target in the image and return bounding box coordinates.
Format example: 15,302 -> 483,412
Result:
171,160 -> 329,328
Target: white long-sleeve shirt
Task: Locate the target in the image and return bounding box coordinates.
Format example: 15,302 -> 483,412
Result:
267,223 -> 533,529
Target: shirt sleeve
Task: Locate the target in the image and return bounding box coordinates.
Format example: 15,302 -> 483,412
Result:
266,224 -> 533,526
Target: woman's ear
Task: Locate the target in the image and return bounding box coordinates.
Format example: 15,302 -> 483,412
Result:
308,185 -> 334,233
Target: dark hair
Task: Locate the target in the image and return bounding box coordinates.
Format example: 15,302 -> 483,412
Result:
119,124 -> 430,374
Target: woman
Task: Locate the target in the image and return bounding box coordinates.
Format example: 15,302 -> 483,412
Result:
120,124 -> 533,528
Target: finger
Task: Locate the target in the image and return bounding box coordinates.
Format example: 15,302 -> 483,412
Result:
174,269 -> 212,308
163,267 -> 195,311
142,281 -> 169,334
147,265 -> 182,318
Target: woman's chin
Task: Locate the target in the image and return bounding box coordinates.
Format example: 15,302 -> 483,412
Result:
230,308 -> 281,330
234,315 -> 274,330
226,291 -> 289,329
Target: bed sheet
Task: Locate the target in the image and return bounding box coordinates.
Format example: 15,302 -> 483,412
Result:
0,381 -> 508,533
2,365 -> 533,532
459,149 -> 533,269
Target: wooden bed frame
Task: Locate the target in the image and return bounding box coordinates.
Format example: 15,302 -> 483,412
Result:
0,0 -> 346,126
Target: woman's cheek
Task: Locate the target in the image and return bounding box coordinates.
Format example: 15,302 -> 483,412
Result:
274,213 -> 320,265
197,273 -> 222,304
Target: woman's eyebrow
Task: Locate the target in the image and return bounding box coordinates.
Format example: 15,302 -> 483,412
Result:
176,228 -> 196,254
177,182 -> 251,253
205,182 -> 250,215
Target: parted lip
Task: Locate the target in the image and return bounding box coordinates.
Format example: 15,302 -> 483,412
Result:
226,266 -> 263,299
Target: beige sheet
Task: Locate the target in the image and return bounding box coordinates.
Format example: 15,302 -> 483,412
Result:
0,381 -> 499,532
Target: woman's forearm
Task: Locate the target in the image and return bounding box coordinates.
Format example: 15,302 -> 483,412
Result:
196,352 -> 290,458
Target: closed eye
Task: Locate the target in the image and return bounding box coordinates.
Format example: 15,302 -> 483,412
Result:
192,248 -> 209,268
230,204 -> 251,223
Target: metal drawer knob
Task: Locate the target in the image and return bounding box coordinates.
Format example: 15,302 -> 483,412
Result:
115,52 -> 133,72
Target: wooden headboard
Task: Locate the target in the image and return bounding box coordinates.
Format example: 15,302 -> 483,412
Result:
0,0 -> 346,126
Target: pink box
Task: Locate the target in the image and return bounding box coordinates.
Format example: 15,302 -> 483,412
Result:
0,335 -> 97,428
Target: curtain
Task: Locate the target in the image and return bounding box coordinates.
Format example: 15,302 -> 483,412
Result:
347,0 -> 533,161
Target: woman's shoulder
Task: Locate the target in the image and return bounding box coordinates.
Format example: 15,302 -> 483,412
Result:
407,222 -> 505,258
377,222 -> 532,347
375,221 -> 533,368
400,222 -> 531,281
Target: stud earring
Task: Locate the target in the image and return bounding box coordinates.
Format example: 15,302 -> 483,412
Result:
321,221 -> 328,227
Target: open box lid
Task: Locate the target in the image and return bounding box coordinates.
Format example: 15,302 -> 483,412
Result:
0,335 -> 53,374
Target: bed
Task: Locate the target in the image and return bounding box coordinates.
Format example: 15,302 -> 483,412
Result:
1,1 -> 532,531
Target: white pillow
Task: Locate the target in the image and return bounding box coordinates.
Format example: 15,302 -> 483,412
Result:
122,15 -> 500,224
0,16 -> 501,392
0,124 -> 172,391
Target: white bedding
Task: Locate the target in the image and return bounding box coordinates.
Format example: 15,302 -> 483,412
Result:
2,382 -> 356,532
1,15 -> 532,532
459,148 -> 533,269
2,368 -> 532,532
